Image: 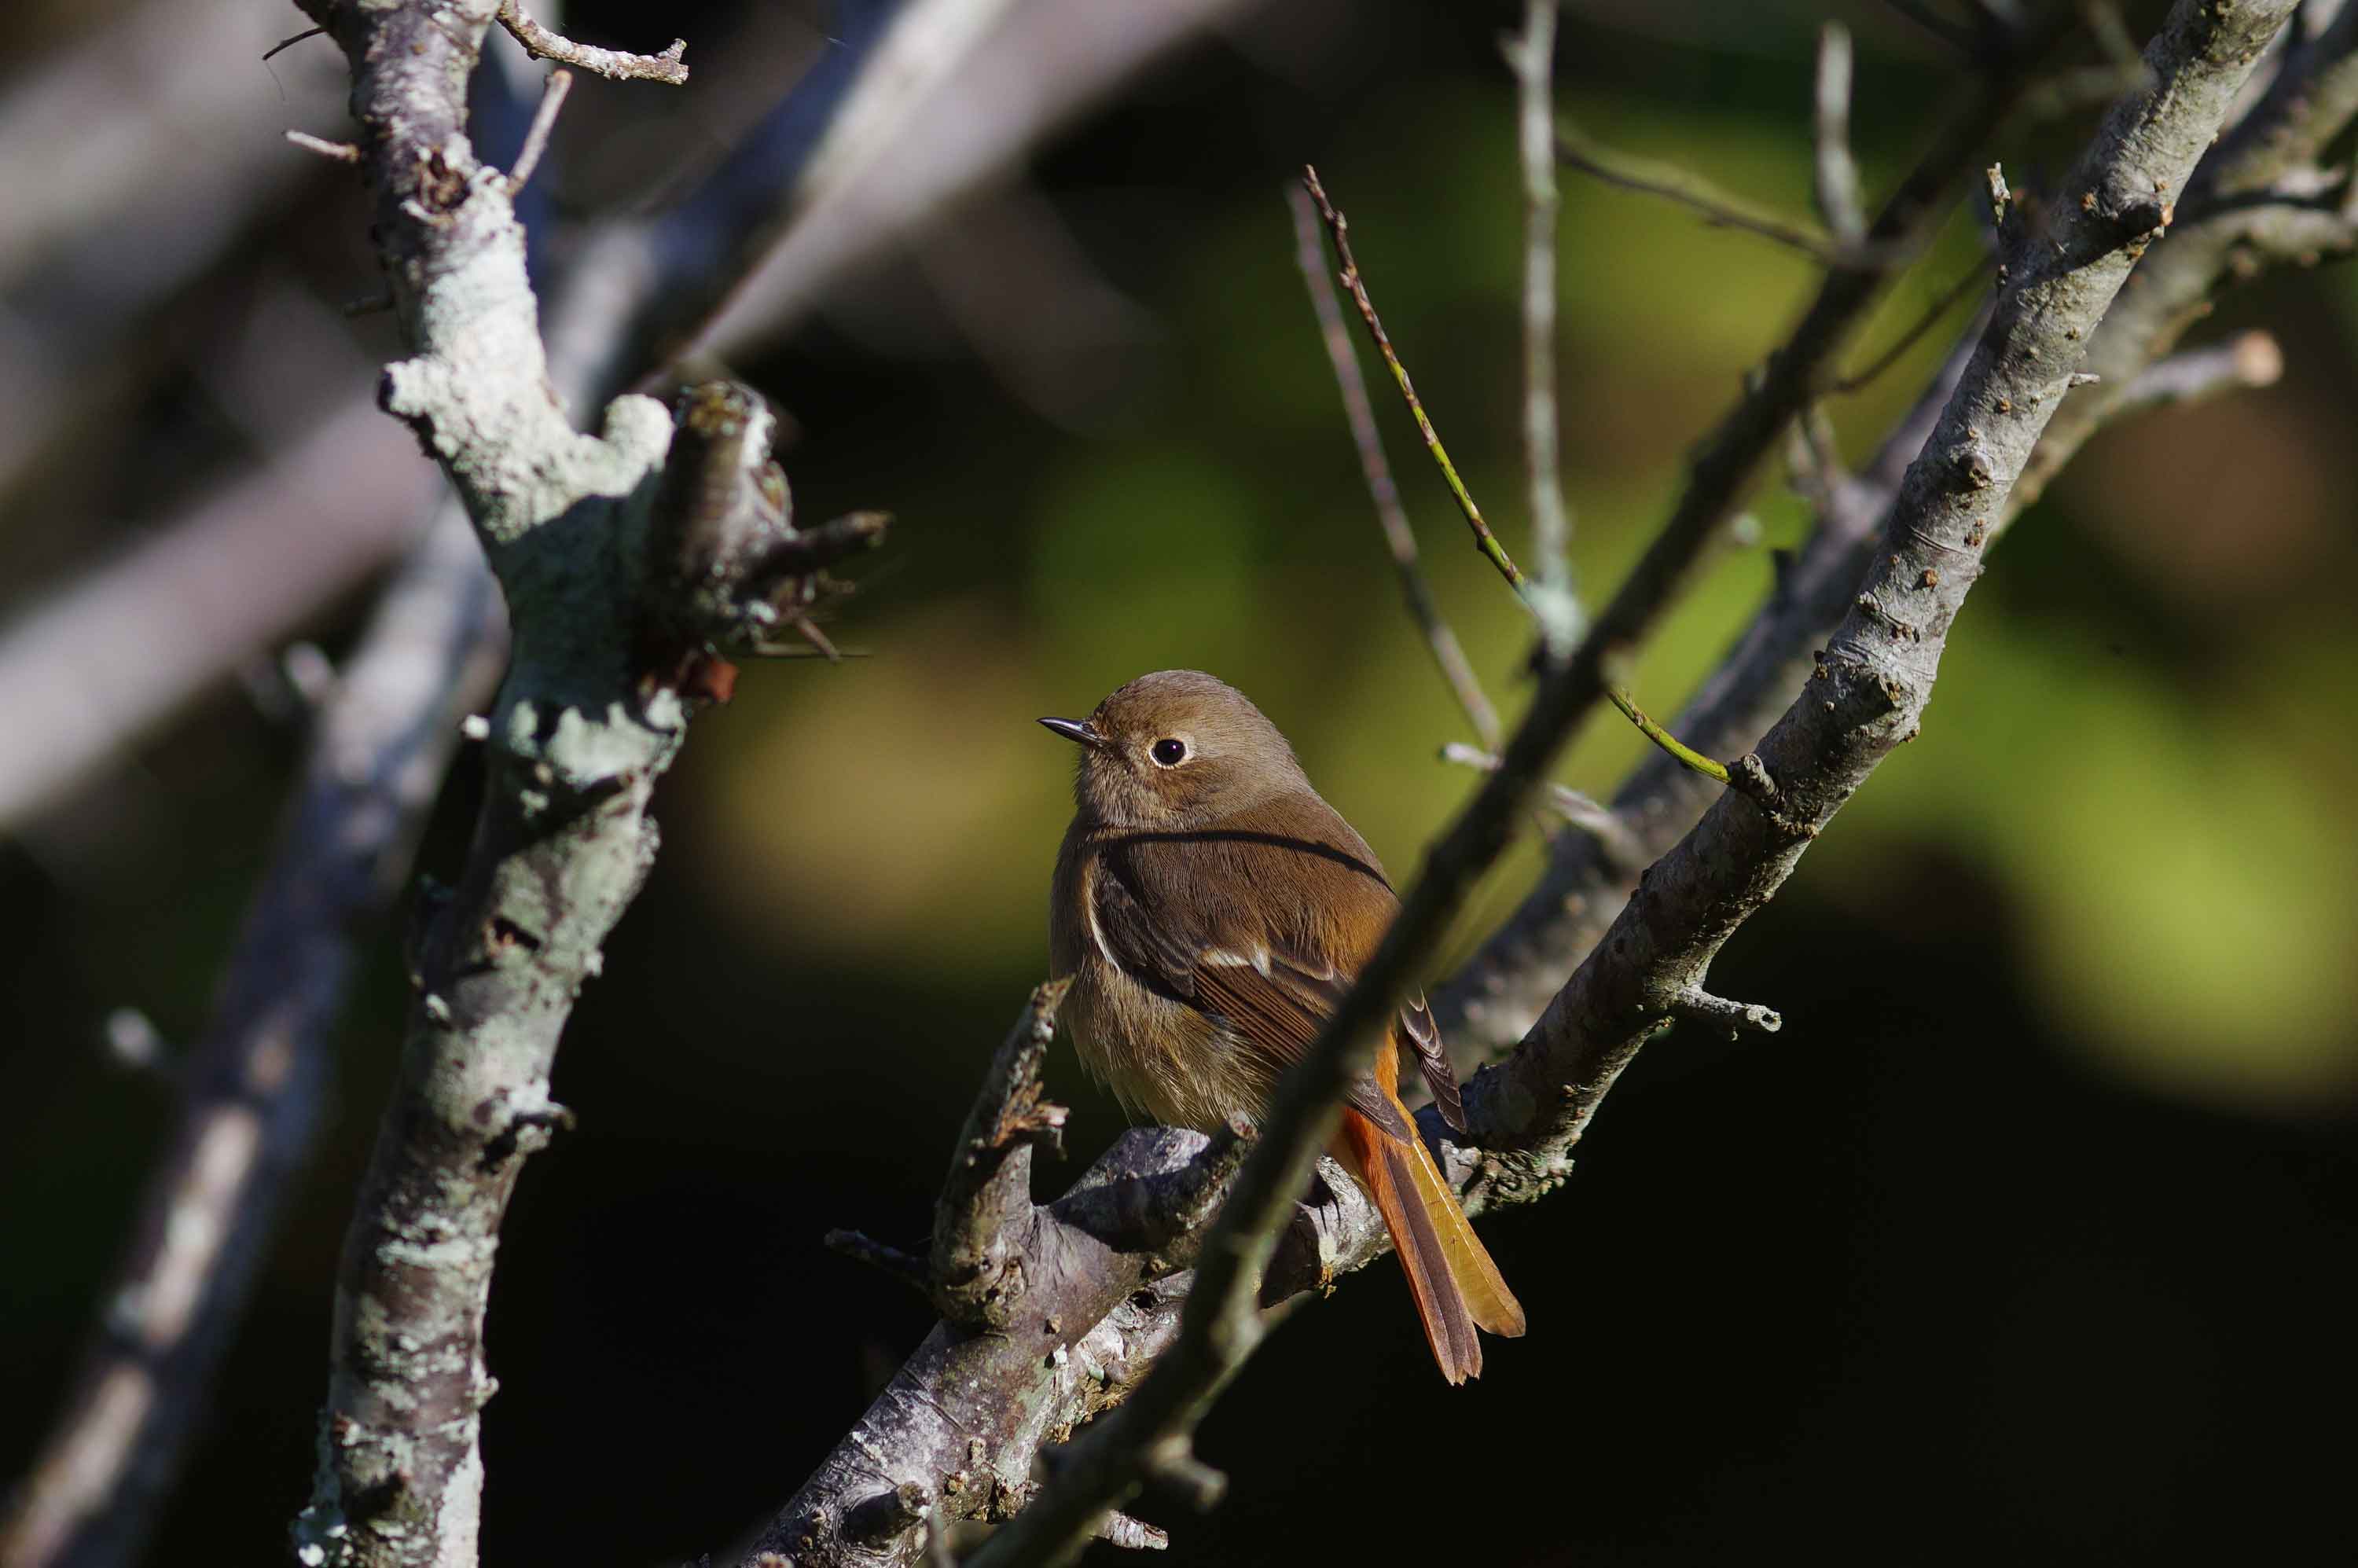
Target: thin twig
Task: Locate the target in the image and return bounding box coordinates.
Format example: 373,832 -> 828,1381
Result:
1506,0 -> 1580,651
1285,186 -> 1501,749
1827,259 -> 1990,394
1815,23 -> 1867,242
263,25 -> 325,61
1556,123 -> 1854,265
2114,329 -> 2283,408
1441,743 -> 1641,865
1606,686 -> 1732,785
824,1228 -> 935,1298
2014,61 -> 2158,123
494,0 -> 688,85
1300,166 -> 1532,597
285,129 -> 361,163
505,67 -> 572,193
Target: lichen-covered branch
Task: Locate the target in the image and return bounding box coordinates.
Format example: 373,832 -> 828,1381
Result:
281,6 -> 889,1566
0,509 -> 501,1568
494,0 -> 687,86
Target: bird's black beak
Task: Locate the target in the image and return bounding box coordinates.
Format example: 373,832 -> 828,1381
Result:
1038,717 -> 1101,747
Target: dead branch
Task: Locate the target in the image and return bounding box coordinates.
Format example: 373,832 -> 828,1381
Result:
493,1 -> 687,85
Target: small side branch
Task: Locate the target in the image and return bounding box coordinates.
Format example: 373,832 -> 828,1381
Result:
285,130 -> 361,163
825,1229 -> 934,1298
1828,259 -> 1989,395
1606,686 -> 1732,786
930,983 -> 1072,1330
1442,0 -> 2358,1056
1506,0 -> 1580,650
1813,23 -> 1867,242
1442,744 -> 1646,871
1556,124 -> 1852,265
1470,0 -> 2299,1180
1665,989 -> 1784,1036
505,67 -> 572,194
2114,330 -> 2283,410
494,0 -> 688,85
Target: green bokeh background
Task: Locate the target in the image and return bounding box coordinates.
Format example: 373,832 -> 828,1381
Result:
3,2 -> 2354,1563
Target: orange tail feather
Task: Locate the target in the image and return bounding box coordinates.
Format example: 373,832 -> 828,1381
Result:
1339,1097 -> 1525,1384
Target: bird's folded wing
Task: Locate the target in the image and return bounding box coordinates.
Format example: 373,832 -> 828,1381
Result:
1091,835 -> 1418,1141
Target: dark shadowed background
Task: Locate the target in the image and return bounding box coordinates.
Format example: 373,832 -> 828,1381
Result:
3,1 -> 2355,1563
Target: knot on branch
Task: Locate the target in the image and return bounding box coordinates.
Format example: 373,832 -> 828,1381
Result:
841,1480 -> 932,1544
1259,1152 -> 1379,1305
1471,1141 -> 1578,1212
930,982 -> 1071,1329
1055,1118 -> 1254,1263
641,381 -> 888,674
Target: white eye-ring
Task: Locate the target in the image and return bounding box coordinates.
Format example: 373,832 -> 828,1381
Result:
1149,736 -> 1189,767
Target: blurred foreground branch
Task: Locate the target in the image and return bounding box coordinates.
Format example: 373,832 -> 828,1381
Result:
0,509 -> 503,1568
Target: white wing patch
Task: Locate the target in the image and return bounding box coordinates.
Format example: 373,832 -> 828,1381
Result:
1201,946 -> 1273,978
1082,871 -> 1119,969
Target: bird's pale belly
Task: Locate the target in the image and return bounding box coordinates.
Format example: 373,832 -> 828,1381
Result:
1063,953 -> 1272,1133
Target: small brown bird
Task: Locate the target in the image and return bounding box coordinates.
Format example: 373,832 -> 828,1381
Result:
1043,670 -> 1523,1383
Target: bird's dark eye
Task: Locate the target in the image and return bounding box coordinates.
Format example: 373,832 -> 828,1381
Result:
1150,737 -> 1188,767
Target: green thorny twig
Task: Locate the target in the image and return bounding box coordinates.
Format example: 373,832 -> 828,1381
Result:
1298,163 -> 1729,788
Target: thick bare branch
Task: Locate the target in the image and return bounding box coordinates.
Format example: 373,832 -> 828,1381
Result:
1439,3 -> 2358,1051
738,1114 -> 1248,1566
1468,0 -> 2297,1159
2014,1 -> 2358,509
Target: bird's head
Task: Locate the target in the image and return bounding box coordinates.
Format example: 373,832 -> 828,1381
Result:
1040,670 -> 1309,829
